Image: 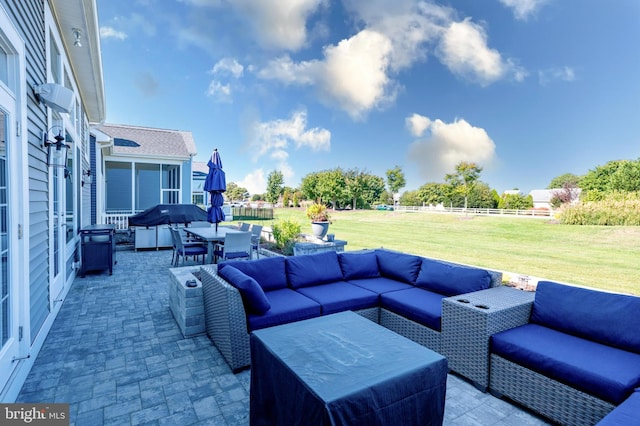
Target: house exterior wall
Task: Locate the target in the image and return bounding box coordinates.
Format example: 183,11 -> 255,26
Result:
0,0 -> 102,401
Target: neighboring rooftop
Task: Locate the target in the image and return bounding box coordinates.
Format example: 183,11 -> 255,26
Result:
97,123 -> 197,160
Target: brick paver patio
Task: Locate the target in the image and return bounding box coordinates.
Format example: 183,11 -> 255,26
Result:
16,247 -> 549,425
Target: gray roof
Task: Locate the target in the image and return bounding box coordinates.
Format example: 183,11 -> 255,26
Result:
192,161 -> 209,174
97,123 -> 197,160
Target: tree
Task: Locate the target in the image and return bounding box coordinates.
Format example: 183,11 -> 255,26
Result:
399,190 -> 421,206
580,159 -> 640,193
300,172 -> 321,202
417,183 -> 447,206
548,173 -> 581,189
225,182 -> 249,202
444,162 -> 483,210
498,192 -> 533,209
386,166 -> 406,201
317,168 -> 347,209
265,170 -> 284,204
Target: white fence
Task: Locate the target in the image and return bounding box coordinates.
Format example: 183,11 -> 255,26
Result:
393,205 -> 553,218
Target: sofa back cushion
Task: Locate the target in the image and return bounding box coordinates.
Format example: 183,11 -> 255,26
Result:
531,281 -> 640,353
218,266 -> 271,315
338,251 -> 380,280
375,249 -> 422,284
220,256 -> 287,291
286,251 -> 344,289
415,258 -> 491,296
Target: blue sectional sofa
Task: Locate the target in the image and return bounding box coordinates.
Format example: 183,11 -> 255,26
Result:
200,249 -> 502,372
490,280 -> 640,426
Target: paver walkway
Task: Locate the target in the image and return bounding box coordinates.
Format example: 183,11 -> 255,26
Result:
17,248 -> 549,425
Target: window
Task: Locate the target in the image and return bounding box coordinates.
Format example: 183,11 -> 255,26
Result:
49,32 -> 60,84
0,45 -> 7,87
162,164 -> 180,204
105,162 -> 132,212
135,163 -> 160,210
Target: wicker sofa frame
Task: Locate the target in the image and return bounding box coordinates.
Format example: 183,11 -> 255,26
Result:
490,355 -> 615,425
200,260 -> 502,372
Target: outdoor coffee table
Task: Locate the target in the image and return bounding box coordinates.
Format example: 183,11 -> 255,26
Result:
250,311 -> 448,426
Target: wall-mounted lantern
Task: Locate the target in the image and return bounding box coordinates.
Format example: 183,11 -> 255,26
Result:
41,129 -> 69,169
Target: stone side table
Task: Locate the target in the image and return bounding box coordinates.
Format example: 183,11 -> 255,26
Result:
442,286 -> 535,391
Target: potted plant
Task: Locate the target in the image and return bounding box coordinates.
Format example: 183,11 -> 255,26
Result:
306,202 -> 331,239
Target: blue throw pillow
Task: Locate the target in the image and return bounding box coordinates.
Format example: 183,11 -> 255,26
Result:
415,259 -> 491,296
218,266 -> 271,315
531,281 -> 640,353
286,251 -> 344,289
338,251 -> 380,280
375,249 -> 422,284
220,256 -> 287,291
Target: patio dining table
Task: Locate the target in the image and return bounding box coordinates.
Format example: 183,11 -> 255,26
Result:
183,226 -> 243,264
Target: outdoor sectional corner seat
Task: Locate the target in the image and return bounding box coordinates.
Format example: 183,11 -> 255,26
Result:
200,249 -> 502,372
489,280 -> 640,426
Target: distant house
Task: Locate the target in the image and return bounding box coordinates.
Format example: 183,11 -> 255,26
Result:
192,160 -> 209,207
529,188 -> 582,209
93,124 -> 197,223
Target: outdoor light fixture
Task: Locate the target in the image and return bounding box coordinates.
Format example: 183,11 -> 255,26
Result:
82,169 -> 92,186
41,128 -> 70,168
72,28 -> 82,47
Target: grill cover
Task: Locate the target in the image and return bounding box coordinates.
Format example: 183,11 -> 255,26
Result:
128,204 -> 208,227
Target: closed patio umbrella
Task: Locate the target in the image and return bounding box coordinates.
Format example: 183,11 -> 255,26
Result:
204,149 -> 226,231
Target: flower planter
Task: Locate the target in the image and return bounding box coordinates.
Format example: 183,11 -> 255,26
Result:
311,221 -> 330,239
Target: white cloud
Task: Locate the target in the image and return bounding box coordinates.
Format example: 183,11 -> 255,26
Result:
437,18 -> 514,86
211,58 -> 244,78
539,66 -> 576,86
100,26 -> 128,40
230,0 -> 325,51
406,113 -> 432,137
259,30 -> 395,120
205,80 -> 232,101
408,117 -> 497,181
245,110 -> 331,183
237,168 -> 266,195
499,0 -> 548,21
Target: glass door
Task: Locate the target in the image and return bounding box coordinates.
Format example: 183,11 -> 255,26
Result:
0,105 -> 17,388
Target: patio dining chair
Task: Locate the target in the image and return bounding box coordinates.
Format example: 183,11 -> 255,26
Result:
214,231 -> 252,263
250,224 -> 263,258
170,227 -> 208,266
239,222 -> 250,232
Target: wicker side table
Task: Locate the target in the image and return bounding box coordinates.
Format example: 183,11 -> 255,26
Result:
442,286 -> 535,391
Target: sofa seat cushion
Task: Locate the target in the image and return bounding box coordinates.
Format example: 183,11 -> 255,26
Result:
491,324 -> 640,404
375,249 -> 422,284
596,389 -> 640,425
531,281 -> 640,354
296,281 -> 379,315
348,277 -> 413,295
220,256 -> 287,291
248,289 -> 321,331
338,250 -> 380,280
286,251 -> 344,289
380,288 -> 447,332
218,266 -> 271,315
415,259 -> 491,296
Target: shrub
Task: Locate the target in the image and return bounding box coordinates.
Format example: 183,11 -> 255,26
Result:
271,218 -> 302,255
559,191 -> 640,225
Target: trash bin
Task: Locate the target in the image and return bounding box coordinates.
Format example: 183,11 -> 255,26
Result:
80,224 -> 116,277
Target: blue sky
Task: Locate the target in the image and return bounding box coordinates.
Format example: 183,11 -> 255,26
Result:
97,0 -> 640,196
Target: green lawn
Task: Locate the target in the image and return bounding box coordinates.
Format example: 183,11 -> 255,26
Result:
257,208 -> 640,295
